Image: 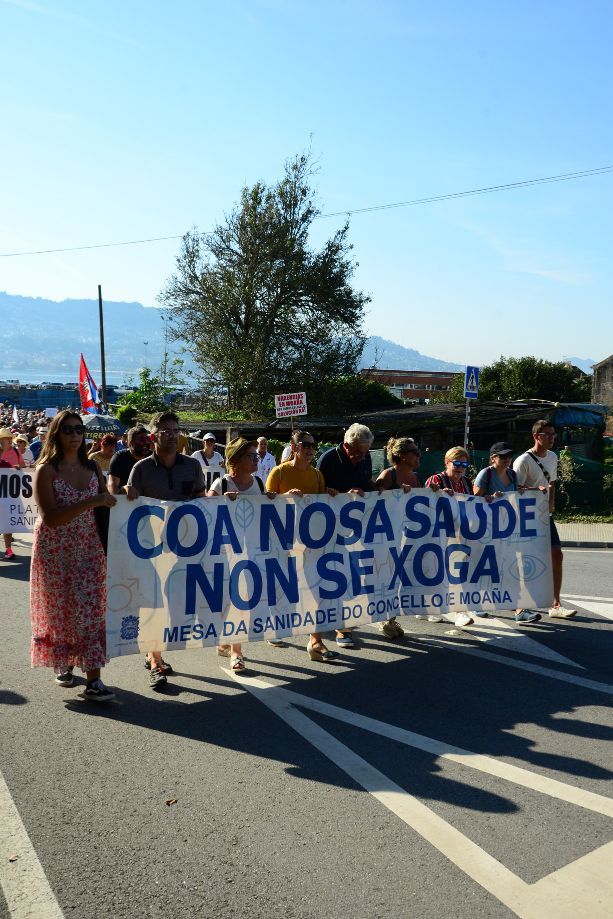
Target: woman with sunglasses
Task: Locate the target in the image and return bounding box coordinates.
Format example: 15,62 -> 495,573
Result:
424,447 -> 474,627
30,410 -> 117,701
425,446 -> 473,495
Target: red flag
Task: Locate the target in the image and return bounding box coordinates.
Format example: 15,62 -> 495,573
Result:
79,354 -> 100,414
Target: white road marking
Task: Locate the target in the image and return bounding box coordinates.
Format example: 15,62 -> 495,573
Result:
397,617 -> 585,670
233,672 -> 613,919
0,771 -> 64,918
562,595 -> 613,621
419,638 -> 613,696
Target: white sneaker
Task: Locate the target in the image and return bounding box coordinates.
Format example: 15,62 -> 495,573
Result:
548,607 -> 577,619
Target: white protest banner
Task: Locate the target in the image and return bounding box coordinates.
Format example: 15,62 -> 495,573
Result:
44,408 -> 58,418
106,490 -> 552,658
274,391 -> 307,418
0,469 -> 39,532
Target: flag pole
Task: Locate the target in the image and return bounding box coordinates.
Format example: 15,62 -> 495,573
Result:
98,284 -> 107,406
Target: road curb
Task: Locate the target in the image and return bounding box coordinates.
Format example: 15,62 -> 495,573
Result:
561,541 -> 613,549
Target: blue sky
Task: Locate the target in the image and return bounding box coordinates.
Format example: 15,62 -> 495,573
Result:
1,0 -> 611,366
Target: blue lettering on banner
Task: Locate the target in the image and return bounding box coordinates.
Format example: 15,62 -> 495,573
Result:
211,506 -> 241,555
260,502 -> 296,551
490,500 -> 516,539
388,545 -> 413,589
166,504 -> 208,557
403,495 -> 431,538
519,498 -> 537,537
349,549 -> 375,596
316,552 -> 348,600
336,501 -> 365,546
127,505 -> 164,558
363,500 -> 394,544
114,492 -> 547,656
298,502 -> 336,549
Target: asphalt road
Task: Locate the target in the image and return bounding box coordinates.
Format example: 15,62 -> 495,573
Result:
1,540 -> 612,919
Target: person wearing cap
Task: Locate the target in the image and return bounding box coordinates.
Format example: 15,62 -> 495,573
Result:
208,437 -> 271,673
191,432 -> 225,490
14,433 -> 34,467
126,410 -> 207,690
255,436 -> 276,487
474,442 -> 540,625
474,441 -> 521,497
87,434 -> 118,474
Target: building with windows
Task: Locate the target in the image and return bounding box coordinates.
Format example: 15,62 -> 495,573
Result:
360,368 -> 462,402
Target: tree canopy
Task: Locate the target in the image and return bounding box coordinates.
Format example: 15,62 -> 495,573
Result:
432,356 -> 592,404
159,154 -> 369,416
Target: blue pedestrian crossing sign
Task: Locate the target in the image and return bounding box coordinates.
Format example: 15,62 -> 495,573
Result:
464,365 -> 480,399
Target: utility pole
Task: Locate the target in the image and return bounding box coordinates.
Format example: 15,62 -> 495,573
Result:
98,284 -> 107,405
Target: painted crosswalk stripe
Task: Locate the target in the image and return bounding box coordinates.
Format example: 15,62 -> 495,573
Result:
232,673 -> 613,919
562,595 -> 613,621
0,771 -> 64,918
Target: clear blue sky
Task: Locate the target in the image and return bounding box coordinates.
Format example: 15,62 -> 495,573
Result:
1,0 -> 611,366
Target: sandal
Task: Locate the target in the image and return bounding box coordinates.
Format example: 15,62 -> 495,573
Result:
216,646 -> 231,658
231,655 -> 246,673
307,642 -> 338,663
144,655 -> 173,674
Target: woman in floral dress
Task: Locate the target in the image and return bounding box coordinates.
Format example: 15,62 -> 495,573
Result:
31,410 -> 117,701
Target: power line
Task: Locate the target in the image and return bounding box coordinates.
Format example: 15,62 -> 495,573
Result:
318,164 -> 613,218
1,164 -> 611,258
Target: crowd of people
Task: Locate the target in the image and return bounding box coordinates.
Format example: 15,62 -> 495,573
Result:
1,402 -> 575,704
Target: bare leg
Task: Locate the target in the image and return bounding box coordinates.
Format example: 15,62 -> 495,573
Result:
551,546 -> 563,607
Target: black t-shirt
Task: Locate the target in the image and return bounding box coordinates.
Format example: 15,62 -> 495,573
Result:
317,444 -> 374,493
108,449 -> 138,487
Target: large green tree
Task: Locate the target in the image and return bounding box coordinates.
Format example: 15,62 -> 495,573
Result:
159,155 -> 369,415
432,356 -> 592,403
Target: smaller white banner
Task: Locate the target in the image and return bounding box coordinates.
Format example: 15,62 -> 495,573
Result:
44,407 -> 58,418
0,469 -> 39,532
274,391 -> 307,418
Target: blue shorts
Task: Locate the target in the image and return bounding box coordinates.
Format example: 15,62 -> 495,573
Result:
550,516 -> 561,549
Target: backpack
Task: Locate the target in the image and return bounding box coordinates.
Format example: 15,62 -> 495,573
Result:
221,475 -> 264,495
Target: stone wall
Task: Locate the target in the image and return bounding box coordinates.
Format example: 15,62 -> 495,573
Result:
592,357 -> 613,409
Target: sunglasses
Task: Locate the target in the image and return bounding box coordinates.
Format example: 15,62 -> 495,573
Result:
451,460 -> 469,469
60,424 -> 85,436
297,441 -> 316,448
158,429 -> 180,436
245,452 -> 259,460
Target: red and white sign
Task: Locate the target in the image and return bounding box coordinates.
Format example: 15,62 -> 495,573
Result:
274,391 -> 308,418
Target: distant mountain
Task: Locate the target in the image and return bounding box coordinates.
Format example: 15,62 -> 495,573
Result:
359,336 -> 463,372
0,291 -> 171,383
565,356 -> 596,375
0,292 -> 469,382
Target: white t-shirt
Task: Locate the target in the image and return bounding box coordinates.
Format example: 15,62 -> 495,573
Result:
209,474 -> 263,496
256,450 -> 276,485
513,450 -> 557,487
191,449 -> 225,489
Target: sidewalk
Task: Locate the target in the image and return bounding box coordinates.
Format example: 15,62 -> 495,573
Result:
557,522 -> 613,548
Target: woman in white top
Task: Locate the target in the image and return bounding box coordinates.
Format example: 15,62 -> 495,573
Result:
191,432 -> 225,490
208,438 -> 271,672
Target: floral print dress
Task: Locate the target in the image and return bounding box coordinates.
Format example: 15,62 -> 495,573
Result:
30,473 -> 107,673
